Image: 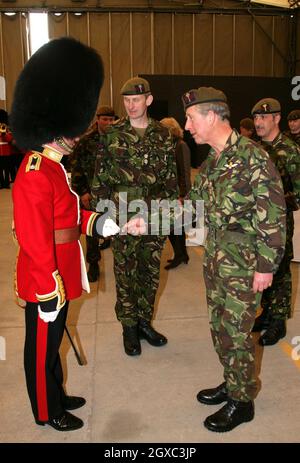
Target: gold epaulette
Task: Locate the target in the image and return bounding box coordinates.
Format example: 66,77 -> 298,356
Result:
25,151 -> 42,173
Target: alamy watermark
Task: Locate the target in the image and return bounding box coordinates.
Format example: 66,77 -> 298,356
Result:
291,76 -> 300,101
0,336 -> 6,360
95,194 -> 205,245
291,336 -> 300,361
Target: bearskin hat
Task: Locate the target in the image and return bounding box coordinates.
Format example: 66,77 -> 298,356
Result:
10,37 -> 104,150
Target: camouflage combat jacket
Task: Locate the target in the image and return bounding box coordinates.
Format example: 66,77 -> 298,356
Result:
260,132 -> 300,212
69,128 -> 103,196
189,129 -> 286,274
91,117 -> 178,222
284,130 -> 300,147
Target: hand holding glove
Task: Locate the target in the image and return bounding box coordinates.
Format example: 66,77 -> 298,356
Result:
38,296 -> 62,323
38,305 -> 60,323
93,213 -> 120,238
36,271 -> 66,323
102,218 -> 120,237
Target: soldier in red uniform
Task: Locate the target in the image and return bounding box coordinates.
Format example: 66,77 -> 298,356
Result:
10,38 -> 123,432
0,109 -> 13,188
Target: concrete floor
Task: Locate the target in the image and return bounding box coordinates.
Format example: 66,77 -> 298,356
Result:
1,185 -> 300,443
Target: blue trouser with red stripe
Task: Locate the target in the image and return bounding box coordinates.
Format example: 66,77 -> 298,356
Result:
24,302 -> 69,422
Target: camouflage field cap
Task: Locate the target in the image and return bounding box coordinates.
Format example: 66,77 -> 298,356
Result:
121,77 -> 151,95
97,105 -> 115,117
182,86 -> 227,111
287,109 -> 300,121
251,98 -> 281,115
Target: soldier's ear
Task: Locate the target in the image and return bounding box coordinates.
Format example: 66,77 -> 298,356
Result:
146,94 -> 153,107
274,113 -> 281,125
207,110 -> 215,125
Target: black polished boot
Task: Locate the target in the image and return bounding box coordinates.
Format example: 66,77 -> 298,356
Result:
164,255 -> 189,270
204,399 -> 254,432
139,319 -> 168,346
252,308 -> 271,332
87,262 -> 100,282
197,382 -> 228,405
122,324 -> 141,356
259,319 -> 286,346
62,396 -> 86,411
36,411 -> 84,431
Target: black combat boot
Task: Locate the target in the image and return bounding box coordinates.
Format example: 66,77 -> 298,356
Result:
259,319 -> 286,346
165,234 -> 189,270
252,308 -> 271,332
36,411 -> 84,431
204,399 -> 254,432
164,254 -> 189,270
139,319 -> 168,346
197,382 -> 228,405
122,324 -> 141,356
87,263 -> 100,282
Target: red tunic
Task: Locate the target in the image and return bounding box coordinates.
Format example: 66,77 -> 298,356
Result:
0,132 -> 13,156
13,149 -> 98,303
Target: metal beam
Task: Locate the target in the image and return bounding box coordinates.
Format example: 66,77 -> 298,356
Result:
0,6 -> 293,16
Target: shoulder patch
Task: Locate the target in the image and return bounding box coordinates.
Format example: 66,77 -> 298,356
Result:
25,152 -> 42,173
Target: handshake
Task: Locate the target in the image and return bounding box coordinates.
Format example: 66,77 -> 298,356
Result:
102,216 -> 146,237
39,215 -> 147,324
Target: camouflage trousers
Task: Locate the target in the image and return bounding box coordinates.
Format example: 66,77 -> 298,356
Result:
203,233 -> 261,402
112,234 -> 166,326
261,211 -> 294,320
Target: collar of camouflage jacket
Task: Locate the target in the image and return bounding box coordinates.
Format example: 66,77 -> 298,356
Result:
261,131 -> 282,148
208,128 -> 242,164
124,116 -> 159,134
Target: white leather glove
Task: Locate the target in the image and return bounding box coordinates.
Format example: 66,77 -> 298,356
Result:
38,305 -> 60,323
102,218 -> 120,237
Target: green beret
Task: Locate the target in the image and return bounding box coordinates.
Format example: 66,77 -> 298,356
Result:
121,77 -> 151,95
97,105 -> 115,117
287,109 -> 300,121
251,98 -> 281,115
240,118 -> 255,131
182,86 -> 227,111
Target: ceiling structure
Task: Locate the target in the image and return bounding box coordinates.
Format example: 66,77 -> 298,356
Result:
0,0 -> 297,13
250,0 -> 297,8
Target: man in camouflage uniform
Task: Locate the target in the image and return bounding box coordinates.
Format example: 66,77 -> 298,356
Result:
182,87 -> 286,432
252,99 -> 300,346
285,109 -> 300,146
239,117 -> 255,140
70,105 -> 116,282
91,77 -> 178,356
